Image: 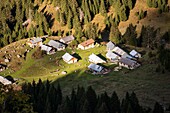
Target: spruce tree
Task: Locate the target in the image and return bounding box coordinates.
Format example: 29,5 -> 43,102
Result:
86,86 -> 97,113
123,24 -> 137,46
99,0 -> 107,16
109,25 -> 121,44
153,102 -> 164,113
110,91 -> 121,113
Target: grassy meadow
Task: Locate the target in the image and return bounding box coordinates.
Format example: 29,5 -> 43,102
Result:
0,41 -> 170,108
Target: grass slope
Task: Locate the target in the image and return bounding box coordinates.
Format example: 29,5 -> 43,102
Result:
1,42 -> 170,108
118,0 -> 170,35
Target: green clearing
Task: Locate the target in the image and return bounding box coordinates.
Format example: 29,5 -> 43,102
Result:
5,45 -> 108,82
0,44 -> 170,108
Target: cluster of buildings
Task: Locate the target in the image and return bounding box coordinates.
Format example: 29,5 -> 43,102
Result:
26,36 -> 141,75
106,41 -> 141,70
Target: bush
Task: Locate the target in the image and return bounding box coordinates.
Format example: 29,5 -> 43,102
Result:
32,48 -> 45,59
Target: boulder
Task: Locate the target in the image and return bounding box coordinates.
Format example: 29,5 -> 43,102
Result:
4,59 -> 10,63
61,71 -> 67,75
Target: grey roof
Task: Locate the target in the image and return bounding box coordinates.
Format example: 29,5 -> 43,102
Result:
130,50 -> 139,56
41,45 -> 52,52
89,53 -> 106,63
119,58 -> 137,66
106,41 -> 115,50
48,40 -> 65,49
62,53 -> 74,62
106,51 -> 119,59
0,76 -> 12,85
112,46 -> 127,56
30,38 -> 42,44
60,35 -> 74,43
88,63 -> 104,72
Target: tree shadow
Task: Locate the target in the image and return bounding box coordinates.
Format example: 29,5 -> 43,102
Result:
44,12 -> 55,28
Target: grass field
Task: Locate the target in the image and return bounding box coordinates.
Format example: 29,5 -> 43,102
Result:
0,41 -> 170,109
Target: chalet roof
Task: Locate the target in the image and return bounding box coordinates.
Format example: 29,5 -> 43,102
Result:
41,45 -> 52,52
0,76 -> 12,85
79,39 -> 95,47
106,41 -> 115,50
106,51 -> 119,59
89,53 -> 106,63
88,63 -> 104,72
62,53 -> 75,62
60,35 -> 74,43
112,46 -> 127,56
30,38 -> 42,44
119,58 -> 137,66
129,50 -> 140,56
48,40 -> 65,49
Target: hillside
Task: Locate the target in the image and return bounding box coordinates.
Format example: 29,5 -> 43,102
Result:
118,0 -> 170,36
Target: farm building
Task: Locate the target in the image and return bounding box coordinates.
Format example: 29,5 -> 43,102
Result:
129,50 -> 141,58
27,37 -> 42,48
106,51 -> 120,63
106,41 -> 115,51
89,53 -> 106,64
78,39 -> 95,50
62,53 -> 78,64
119,58 -> 140,69
48,40 -> 66,51
88,63 -> 104,73
41,45 -> 55,55
0,76 -> 12,85
113,46 -> 132,59
59,35 -> 75,44
0,64 -> 6,72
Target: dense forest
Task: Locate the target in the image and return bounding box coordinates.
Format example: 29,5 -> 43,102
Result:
0,0 -> 169,47
0,79 -> 168,113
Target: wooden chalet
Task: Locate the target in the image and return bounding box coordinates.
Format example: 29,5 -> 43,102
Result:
106,41 -> 115,51
0,76 -> 12,85
41,45 -> 55,55
106,51 -> 120,63
129,50 -> 142,58
62,53 -> 78,64
48,40 -> 66,51
59,35 -> 75,44
89,53 -> 106,64
27,37 -> 43,48
0,64 -> 6,72
78,39 -> 95,50
118,58 -> 140,69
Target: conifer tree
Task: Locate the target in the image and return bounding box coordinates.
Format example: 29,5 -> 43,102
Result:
100,0 -> 107,16
93,0 -> 100,14
98,103 -> 109,113
153,102 -> 164,113
110,91 -> 121,113
123,24 -> 137,46
86,86 -> 97,113
67,9 -> 73,29
109,25 -> 121,44
80,99 -> 91,113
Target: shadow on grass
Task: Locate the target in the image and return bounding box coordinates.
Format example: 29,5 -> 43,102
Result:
97,53 -> 107,61
72,53 -> 82,61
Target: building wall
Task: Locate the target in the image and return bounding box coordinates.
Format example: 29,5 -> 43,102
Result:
27,41 -> 42,48
78,43 -> 94,50
65,58 -> 78,64
57,47 -> 65,51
